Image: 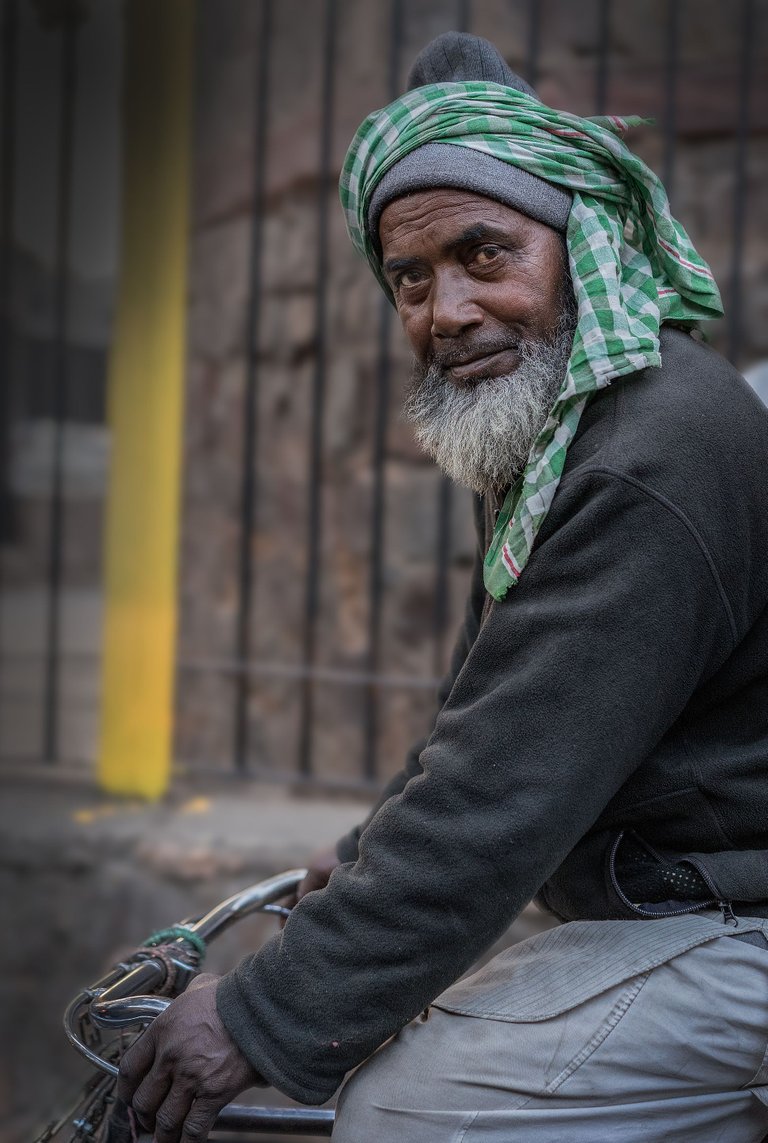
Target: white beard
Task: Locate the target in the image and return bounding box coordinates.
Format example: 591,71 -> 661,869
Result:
404,319 -> 575,495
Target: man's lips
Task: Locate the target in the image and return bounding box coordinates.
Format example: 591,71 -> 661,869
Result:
446,347 -> 520,383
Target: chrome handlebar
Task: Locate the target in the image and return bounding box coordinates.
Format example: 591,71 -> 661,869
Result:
65,869 -> 308,1078
91,995 -> 172,1028
62,869 -> 336,1136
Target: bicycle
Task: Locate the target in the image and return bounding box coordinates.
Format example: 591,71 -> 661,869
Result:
35,869 -> 335,1140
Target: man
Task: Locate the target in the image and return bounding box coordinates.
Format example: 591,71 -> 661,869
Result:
119,33 -> 768,1142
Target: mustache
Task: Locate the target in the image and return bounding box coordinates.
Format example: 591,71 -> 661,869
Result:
427,332 -> 520,371
427,293 -> 580,373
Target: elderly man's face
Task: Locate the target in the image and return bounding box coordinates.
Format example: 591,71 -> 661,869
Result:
379,188 -> 576,493
380,189 -> 567,378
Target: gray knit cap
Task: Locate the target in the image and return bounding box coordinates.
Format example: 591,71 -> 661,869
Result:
367,32 -> 572,244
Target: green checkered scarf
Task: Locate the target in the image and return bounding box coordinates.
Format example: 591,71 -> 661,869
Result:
340,82 -> 723,601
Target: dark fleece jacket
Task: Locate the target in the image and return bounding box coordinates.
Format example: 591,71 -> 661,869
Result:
217,328 -> 768,1104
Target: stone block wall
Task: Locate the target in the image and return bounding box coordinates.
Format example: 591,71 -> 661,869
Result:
175,0 -> 768,786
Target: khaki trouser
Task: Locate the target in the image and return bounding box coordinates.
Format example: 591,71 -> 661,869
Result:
333,914 -> 768,1142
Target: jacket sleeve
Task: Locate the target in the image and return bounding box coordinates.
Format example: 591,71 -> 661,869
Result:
217,469 -> 737,1104
336,494 -> 488,863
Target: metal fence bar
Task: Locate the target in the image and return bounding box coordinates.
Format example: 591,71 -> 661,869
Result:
0,0 -> 18,557
0,0 -> 17,763
595,0 -> 610,115
526,0 -> 541,90
43,8 -> 79,763
362,0 -> 403,784
662,0 -> 680,199
297,0 -> 337,780
726,0 -> 755,368
234,0 -> 273,775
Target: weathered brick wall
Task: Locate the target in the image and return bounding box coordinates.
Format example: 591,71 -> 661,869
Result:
175,0 -> 768,784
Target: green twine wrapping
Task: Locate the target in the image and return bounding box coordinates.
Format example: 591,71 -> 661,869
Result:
143,925 -> 207,961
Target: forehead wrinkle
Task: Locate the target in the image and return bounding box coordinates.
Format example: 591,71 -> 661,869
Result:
384,199 -> 522,281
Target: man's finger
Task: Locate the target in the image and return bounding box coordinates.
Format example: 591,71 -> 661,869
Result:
185,972 -> 219,993
180,1096 -> 226,1143
295,868 -> 325,902
116,1026 -> 157,1104
151,1084 -> 195,1143
129,1069 -> 173,1134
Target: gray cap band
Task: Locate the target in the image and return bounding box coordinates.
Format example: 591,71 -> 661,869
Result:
368,143 -> 572,243
366,31 -> 572,247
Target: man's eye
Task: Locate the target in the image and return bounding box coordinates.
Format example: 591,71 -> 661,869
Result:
471,244 -> 504,267
396,269 -> 427,290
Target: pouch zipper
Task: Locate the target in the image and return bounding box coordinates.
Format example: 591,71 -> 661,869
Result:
608,832 -> 719,919
684,854 -> 738,926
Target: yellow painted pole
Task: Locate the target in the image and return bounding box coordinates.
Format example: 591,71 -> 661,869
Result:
98,0 -> 193,797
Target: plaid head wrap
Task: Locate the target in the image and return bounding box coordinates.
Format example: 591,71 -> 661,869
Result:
340,83 -> 724,601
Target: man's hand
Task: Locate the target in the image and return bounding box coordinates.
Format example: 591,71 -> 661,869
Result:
117,973 -> 265,1143
284,845 -> 341,911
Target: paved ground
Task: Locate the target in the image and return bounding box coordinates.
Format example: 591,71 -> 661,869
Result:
0,772 -> 555,1143
0,773 -> 364,1142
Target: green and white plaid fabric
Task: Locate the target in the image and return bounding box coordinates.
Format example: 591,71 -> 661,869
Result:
340,82 -> 724,600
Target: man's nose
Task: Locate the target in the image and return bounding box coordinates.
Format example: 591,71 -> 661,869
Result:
430,274 -> 483,340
